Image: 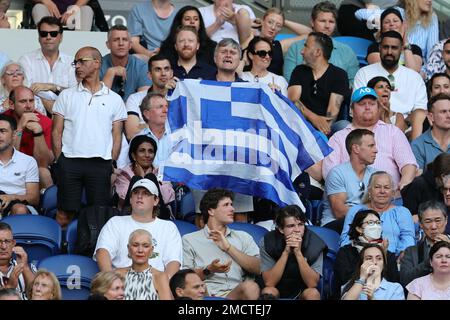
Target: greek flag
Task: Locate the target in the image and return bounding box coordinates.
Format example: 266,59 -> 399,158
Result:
159,80 -> 332,209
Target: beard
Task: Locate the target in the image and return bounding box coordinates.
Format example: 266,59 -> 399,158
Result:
381,55 -> 399,69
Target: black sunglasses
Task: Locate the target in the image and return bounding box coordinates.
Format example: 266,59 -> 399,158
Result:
39,30 -> 60,38
254,50 -> 273,58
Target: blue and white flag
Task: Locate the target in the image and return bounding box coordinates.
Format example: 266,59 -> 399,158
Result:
159,80 -> 332,210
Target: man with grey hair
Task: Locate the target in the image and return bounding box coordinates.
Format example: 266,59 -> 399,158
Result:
400,200 -> 450,286
100,24 -> 151,101
207,38 -> 244,82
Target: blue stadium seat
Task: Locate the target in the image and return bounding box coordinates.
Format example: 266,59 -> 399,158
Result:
308,226 -> 340,258
173,219 -> 198,237
38,254 -> 99,300
178,189 -> 196,224
66,219 -> 78,254
40,184 -> 58,218
275,33 -> 297,41
228,222 -> 269,245
203,296 -> 228,300
2,215 -> 61,265
334,36 -> 372,67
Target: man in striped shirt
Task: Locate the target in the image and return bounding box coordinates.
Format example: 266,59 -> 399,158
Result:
0,222 -> 36,300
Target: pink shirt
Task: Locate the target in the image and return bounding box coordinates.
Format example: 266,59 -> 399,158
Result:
406,274 -> 450,300
322,121 -> 417,188
115,164 -> 175,204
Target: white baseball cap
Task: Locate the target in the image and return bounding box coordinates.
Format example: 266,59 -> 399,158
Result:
131,179 -> 159,196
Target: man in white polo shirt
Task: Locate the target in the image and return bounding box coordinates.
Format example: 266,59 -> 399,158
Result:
19,16 -> 77,115
0,114 -> 39,216
52,46 -> 127,227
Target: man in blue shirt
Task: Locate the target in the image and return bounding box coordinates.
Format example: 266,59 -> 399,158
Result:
411,93 -> 450,171
100,25 -> 152,101
283,1 -> 359,85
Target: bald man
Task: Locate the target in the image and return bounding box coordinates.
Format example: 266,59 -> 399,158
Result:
52,46 -> 127,227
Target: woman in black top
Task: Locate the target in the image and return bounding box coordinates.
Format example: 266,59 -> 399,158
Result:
366,7 -> 423,73
159,5 -> 217,67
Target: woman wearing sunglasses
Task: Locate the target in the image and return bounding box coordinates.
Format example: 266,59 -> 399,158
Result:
334,209 -> 399,297
340,171 -> 415,259
240,36 -> 288,96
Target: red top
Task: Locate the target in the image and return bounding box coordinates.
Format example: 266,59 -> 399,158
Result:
3,110 -> 52,156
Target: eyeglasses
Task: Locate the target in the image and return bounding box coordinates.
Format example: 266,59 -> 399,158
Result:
71,57 -> 97,67
254,50 -> 273,58
4,70 -> 24,76
0,239 -> 14,246
363,220 -> 382,226
387,74 -> 396,91
39,30 -> 60,38
266,19 -> 283,31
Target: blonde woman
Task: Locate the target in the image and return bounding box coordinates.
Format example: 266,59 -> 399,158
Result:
90,271 -> 125,300
29,269 -> 62,300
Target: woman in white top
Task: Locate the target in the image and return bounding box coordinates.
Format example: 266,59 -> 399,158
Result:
240,36 -> 288,97
116,229 -> 173,300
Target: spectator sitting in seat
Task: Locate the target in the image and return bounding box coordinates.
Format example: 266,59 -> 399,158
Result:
0,288 -> 20,300
354,31 -> 428,140
0,62 -> 47,115
0,114 -> 39,216
207,38 -> 244,82
322,86 -> 418,192
95,178 -> 182,278
366,7 -> 423,73
284,1 -> 359,85
4,86 -> 54,189
0,222 -> 37,300
423,38 -> 450,81
341,243 -> 404,300
406,241 -> 450,300
128,0 -> 180,60
170,269 -> 207,300
32,1 -> 93,31
100,24 -> 151,102
29,269 -> 61,300
320,128 -> 377,232
19,17 -> 77,114
400,200 -> 449,287
182,188 -> 261,300
401,153 -> 450,223
443,175 -> 450,234
259,205 -> 325,300
367,76 -> 406,131
428,73 -> 450,98
171,26 -> 216,80
116,229 -> 173,300
335,209 -> 399,296
89,271 -> 125,300
115,135 -> 174,210
160,6 -> 217,67
340,171 -> 415,258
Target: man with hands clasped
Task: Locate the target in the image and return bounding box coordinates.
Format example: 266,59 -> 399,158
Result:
182,188 -> 261,299
0,222 -> 37,300
259,205 -> 326,299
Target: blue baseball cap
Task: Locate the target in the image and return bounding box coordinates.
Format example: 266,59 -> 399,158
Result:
351,87 -> 378,103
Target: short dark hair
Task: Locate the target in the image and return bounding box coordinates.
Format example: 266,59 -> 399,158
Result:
418,200 -> 448,222
0,222 -> 12,232
275,205 -> 306,229
199,188 -> 234,224
0,288 -> 20,299
311,1 -> 337,21
380,30 -> 403,44
37,16 -> 63,33
9,85 -> 33,104
309,32 -> 333,60
348,209 -> 380,241
427,92 -> 450,112
431,152 -> 450,178
139,92 -> 166,122
444,38 -> 450,47
107,24 -> 129,40
367,76 -> 392,90
148,53 -> 171,72
0,114 -> 17,131
169,269 -> 197,299
345,128 -> 374,155
429,241 -> 450,262
427,73 -> 450,98
380,7 -> 403,26
128,135 -> 158,164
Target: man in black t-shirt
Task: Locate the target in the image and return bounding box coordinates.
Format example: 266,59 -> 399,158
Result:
287,32 -> 349,135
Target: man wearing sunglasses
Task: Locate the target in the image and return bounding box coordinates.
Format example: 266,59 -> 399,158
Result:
18,16 -> 77,115
0,223 -> 37,300
354,31 -> 428,141
321,128 -> 378,234
52,46 -> 127,228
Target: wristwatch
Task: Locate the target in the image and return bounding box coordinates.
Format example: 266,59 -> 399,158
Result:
202,267 -> 212,277
55,85 -> 62,95
33,131 -> 44,137
404,43 -> 412,51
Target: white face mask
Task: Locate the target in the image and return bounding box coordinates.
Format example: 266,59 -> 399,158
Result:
364,224 -> 382,240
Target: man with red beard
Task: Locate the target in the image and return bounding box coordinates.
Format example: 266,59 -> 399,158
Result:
3,86 -> 53,189
172,26 -> 216,80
